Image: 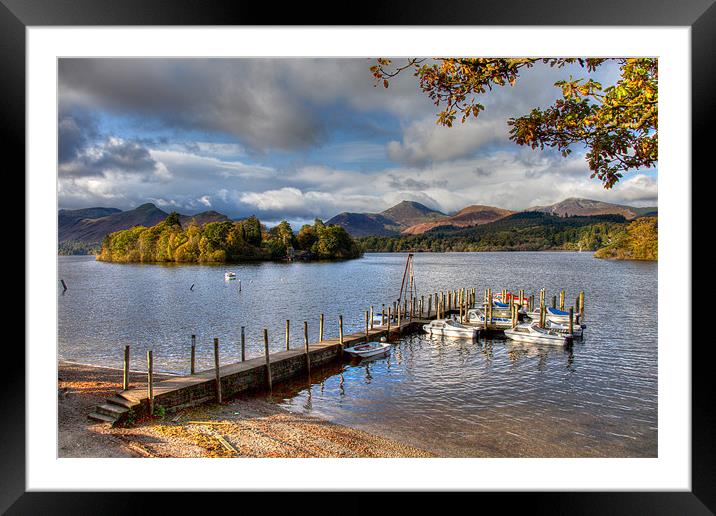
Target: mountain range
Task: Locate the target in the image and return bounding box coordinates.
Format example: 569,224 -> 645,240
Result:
58,197 -> 657,246
59,203 -> 229,243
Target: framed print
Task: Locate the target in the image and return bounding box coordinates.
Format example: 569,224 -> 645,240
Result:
5,0 -> 711,512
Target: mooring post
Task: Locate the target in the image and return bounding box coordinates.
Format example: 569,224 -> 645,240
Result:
579,291 -> 585,320
381,304 -> 386,326
123,345 -> 130,390
552,295 -> 557,309
319,313 -> 324,341
427,295 -> 432,318
303,321 -> 311,376
559,290 -> 565,310
339,315 -> 344,348
397,302 -> 401,327
370,306 -> 374,330
147,349 -> 154,416
393,302 -> 397,322
264,329 -> 272,391
387,307 -> 392,336
569,307 -> 574,336
214,338 -> 222,403
286,320 -> 290,350
60,279 -> 68,292
365,310 -> 370,343
240,326 -> 246,361
190,335 -> 196,375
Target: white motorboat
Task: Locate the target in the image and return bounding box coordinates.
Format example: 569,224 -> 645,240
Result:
467,308 -> 514,329
423,319 -> 478,338
546,320 -> 584,338
526,307 -> 584,327
344,341 -> 391,358
504,323 -> 570,346
224,271 -> 237,280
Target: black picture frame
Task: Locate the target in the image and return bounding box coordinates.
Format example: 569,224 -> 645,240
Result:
5,0 -> 709,512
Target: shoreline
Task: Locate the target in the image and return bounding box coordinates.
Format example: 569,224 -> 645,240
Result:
58,360 -> 433,458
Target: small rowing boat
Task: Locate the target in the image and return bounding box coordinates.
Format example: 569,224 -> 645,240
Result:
224,272 -> 236,280
344,341 -> 391,358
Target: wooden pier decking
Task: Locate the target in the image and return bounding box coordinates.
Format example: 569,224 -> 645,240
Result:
89,317 -> 437,425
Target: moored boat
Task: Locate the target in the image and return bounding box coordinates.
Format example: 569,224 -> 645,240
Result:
224,271 -> 237,280
344,341 -> 391,358
504,323 -> 570,346
546,320 -> 584,338
467,308 -> 514,329
423,319 -> 479,338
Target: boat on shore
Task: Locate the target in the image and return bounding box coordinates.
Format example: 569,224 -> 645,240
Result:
423,319 -> 478,338
504,323 -> 570,346
344,341 -> 391,358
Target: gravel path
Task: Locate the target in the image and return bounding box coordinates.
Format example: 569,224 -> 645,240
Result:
58,361 -> 433,458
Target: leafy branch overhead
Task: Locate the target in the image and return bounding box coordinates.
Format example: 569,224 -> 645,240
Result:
371,58 -> 657,188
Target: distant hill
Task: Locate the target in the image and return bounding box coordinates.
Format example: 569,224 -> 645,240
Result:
324,212 -> 401,237
326,200 -> 444,237
380,200 -> 445,227
527,197 -> 656,220
59,203 -> 229,245
402,205 -> 514,235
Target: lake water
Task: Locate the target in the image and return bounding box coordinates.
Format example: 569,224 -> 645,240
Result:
58,252 -> 657,457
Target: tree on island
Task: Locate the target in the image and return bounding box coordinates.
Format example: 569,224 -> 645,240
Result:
371,58 -> 657,188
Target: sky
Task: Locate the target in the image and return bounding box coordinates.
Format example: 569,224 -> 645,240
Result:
58,58 -> 658,227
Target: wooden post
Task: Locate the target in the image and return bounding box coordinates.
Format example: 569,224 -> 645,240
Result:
569,307 -> 574,336
147,349 -> 154,416
319,313 -> 324,341
427,295 -> 432,318
60,279 -> 68,292
397,302 -> 401,327
264,329 -> 272,391
559,290 -> 565,310
365,310 -> 370,343
303,321 -> 311,376
381,304 -> 386,326
240,326 -> 245,362
540,303 -> 546,328
286,319 -> 290,350
123,345 -> 130,390
190,335 -> 195,375
339,315 -> 344,347
393,302 -> 397,322
552,295 -> 557,309
421,295 -> 424,317
579,291 -> 585,319
387,307 -> 391,336
370,306 -> 374,330
214,338 -> 222,403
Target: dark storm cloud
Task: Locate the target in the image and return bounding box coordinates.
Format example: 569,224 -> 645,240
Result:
58,109 -> 99,164
59,137 -> 159,178
59,59 -> 325,152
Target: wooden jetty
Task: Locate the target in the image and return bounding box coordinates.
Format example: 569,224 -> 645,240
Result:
88,285 -> 584,426
89,316 -> 438,425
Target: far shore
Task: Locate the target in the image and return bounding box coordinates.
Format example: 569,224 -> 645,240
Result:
58,360 -> 433,458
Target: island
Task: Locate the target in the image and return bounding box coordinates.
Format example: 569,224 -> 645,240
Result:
97,213 -> 361,263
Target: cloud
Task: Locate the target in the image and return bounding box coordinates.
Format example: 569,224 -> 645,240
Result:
59,137 -> 163,179
58,109 -> 99,163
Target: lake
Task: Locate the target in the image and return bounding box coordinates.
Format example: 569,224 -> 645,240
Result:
58,252 -> 657,457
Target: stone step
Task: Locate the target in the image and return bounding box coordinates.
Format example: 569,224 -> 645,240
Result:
97,403 -> 129,418
88,411 -> 117,424
108,395 -> 138,409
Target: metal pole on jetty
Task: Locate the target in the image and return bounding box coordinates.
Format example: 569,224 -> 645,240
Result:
190,335 -> 195,375
147,349 -> 154,416
123,345 -> 130,390
264,329 -> 272,391
214,338 -> 222,403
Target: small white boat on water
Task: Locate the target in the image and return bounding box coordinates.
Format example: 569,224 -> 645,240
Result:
224,271 -> 237,280
546,320 -> 584,338
526,307 -> 585,327
467,308 -> 514,329
344,341 -> 391,358
423,319 -> 478,338
504,323 -> 570,346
